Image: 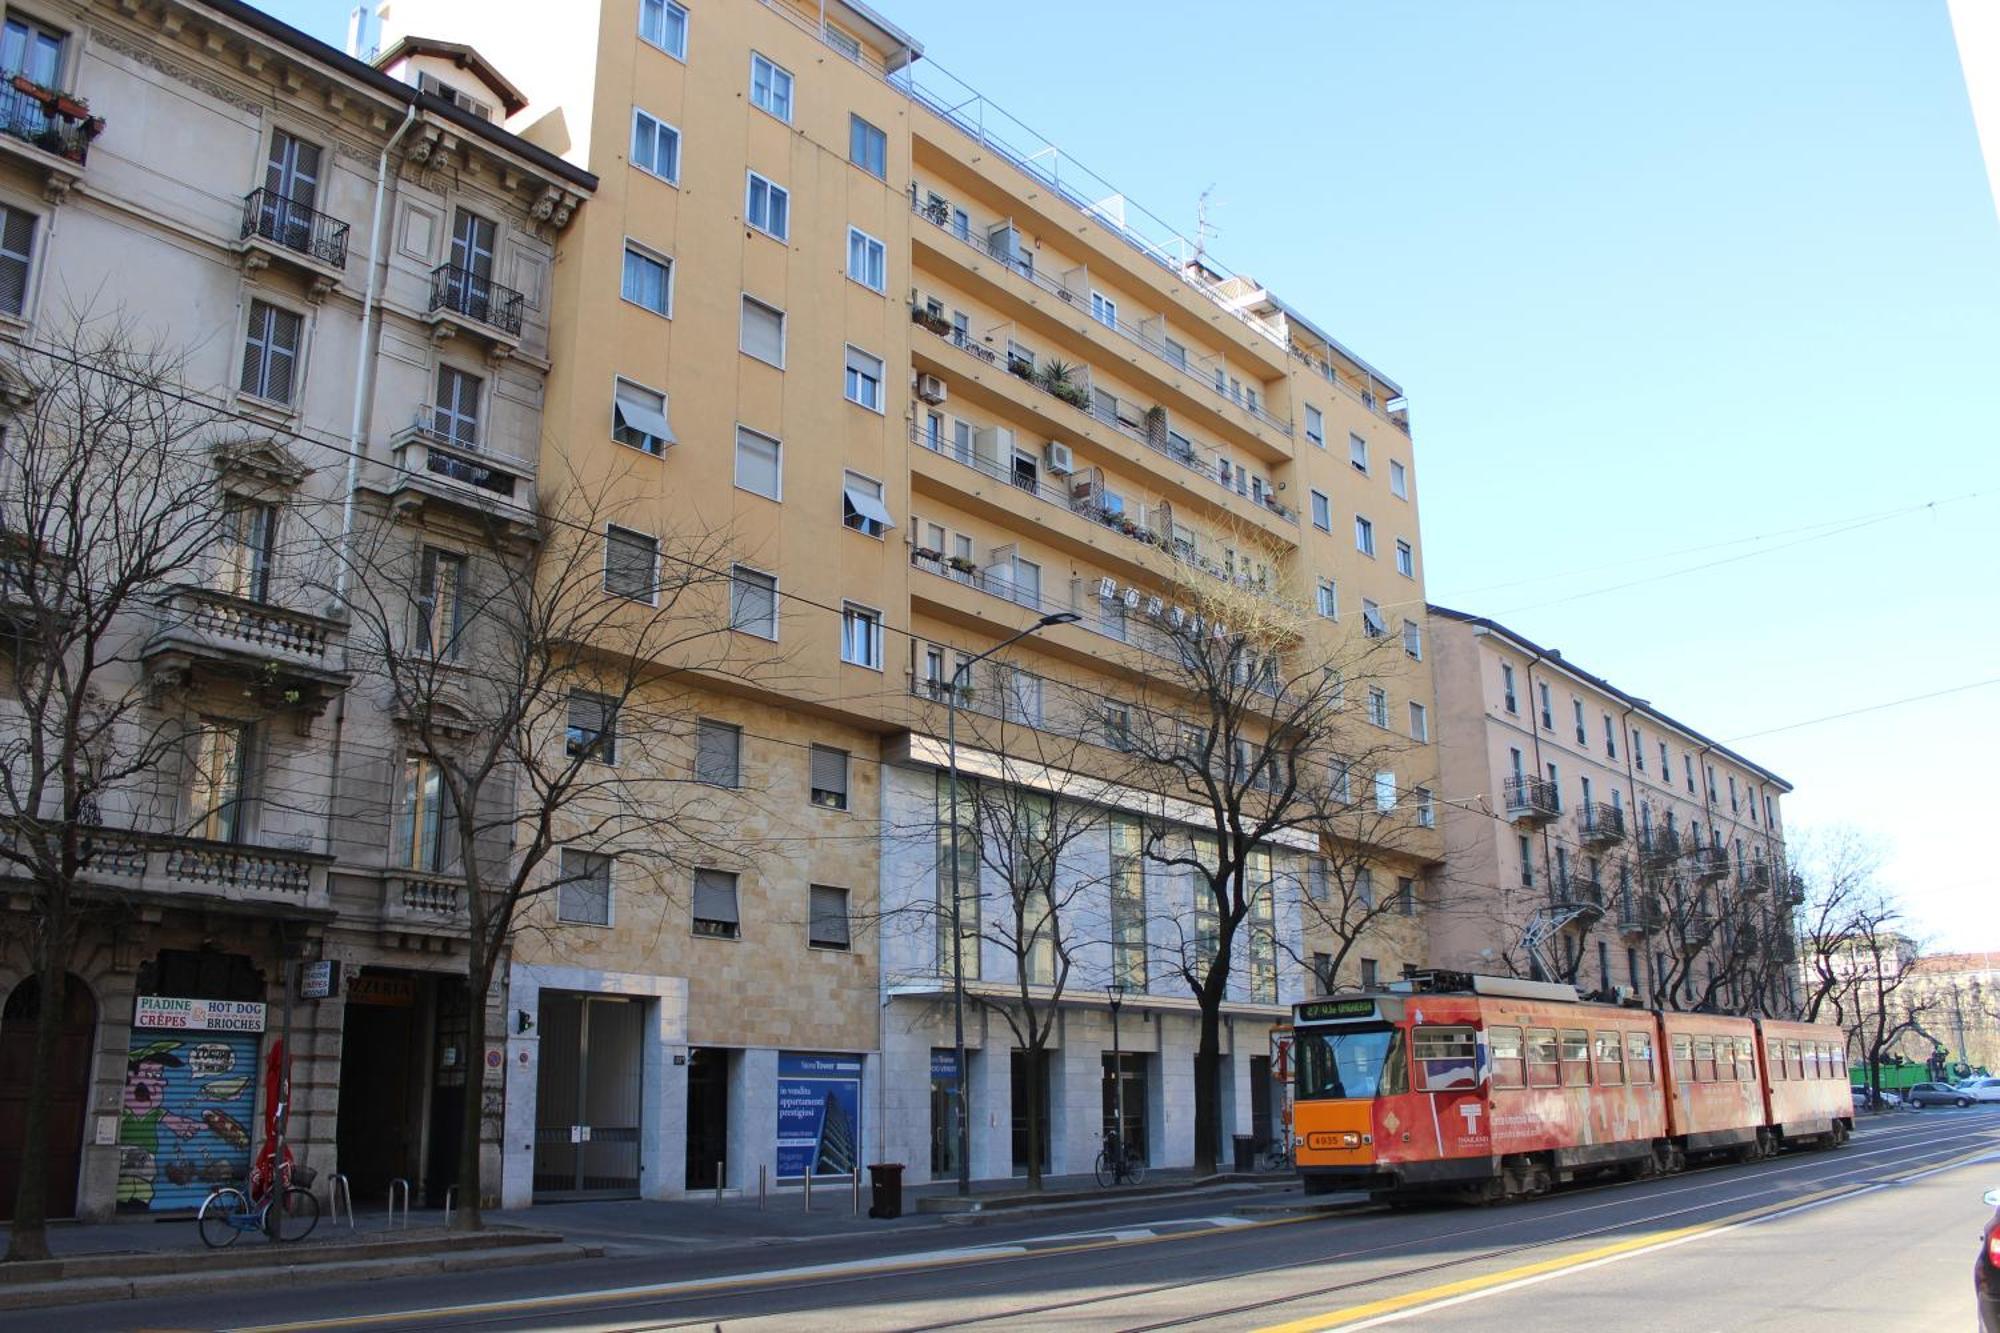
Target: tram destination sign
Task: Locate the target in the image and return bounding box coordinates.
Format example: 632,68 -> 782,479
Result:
1296,998 -> 1378,1023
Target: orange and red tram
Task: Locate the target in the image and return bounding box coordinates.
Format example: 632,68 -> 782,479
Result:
1291,971 -> 1852,1202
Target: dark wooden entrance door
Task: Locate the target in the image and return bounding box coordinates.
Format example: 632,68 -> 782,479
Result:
0,975 -> 96,1220
1250,1055 -> 1274,1151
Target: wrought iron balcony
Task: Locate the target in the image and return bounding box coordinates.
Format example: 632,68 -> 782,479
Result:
427,263 -> 524,340
389,416 -> 536,512
239,189 -> 350,271
0,78 -> 97,167
1616,893 -> 1664,935
1640,827 -> 1681,868
1688,844 -> 1730,883
1503,775 -> 1560,823
1580,802 -> 1626,849
1742,861 -> 1773,893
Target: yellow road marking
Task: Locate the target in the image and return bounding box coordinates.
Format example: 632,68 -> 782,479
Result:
230,1212 -> 1316,1332
1255,1144 -> 2000,1332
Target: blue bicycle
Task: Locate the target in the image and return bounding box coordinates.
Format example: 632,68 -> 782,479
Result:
196,1164 -> 319,1248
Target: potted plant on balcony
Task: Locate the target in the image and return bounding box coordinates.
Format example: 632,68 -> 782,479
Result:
909,305 -> 951,336
944,554 -> 977,575
911,544 -> 943,563
1008,355 -> 1034,381
1035,359 -> 1091,410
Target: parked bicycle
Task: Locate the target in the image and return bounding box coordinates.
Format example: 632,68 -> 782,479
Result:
1094,1129 -> 1147,1188
197,1162 -> 320,1248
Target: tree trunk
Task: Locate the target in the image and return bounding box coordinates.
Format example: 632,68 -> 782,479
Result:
1023,1047 -> 1042,1191
7,913 -> 71,1263
1191,993 -> 1222,1178
454,936 -> 493,1231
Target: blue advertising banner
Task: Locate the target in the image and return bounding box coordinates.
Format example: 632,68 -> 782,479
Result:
930,1049 -> 960,1083
776,1052 -> 863,1180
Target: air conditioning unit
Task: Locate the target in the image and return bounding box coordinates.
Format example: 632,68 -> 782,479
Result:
916,373 -> 947,404
1043,441 -> 1075,475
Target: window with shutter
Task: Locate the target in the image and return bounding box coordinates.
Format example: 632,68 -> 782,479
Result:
729,565 -> 778,637
0,204 -> 36,317
740,296 -> 785,365
416,547 -> 463,657
809,745 -> 849,809
733,428 -> 781,499
603,525 -> 658,602
691,868 -> 740,938
557,850 -> 612,925
695,719 -> 740,788
844,344 -> 884,411
565,692 -> 617,763
240,300 -> 302,404
613,378 -> 674,454
808,885 -> 850,949
432,365 -> 481,446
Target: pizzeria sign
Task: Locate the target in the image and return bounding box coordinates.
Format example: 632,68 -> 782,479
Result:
133,996 -> 267,1032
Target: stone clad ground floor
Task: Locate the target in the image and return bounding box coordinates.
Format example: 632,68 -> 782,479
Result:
0,938 -> 1294,1222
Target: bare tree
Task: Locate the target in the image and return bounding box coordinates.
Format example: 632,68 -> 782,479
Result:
1817,898 -> 1932,1105
939,715 -> 1108,1190
335,461 -> 757,1230
1790,830 -> 1882,1023
0,320 -> 245,1260
1103,567 -> 1411,1175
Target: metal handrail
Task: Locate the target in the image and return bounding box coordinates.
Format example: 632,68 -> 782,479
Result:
911,191 -> 1294,437
427,263 -> 524,337
240,189 -> 350,269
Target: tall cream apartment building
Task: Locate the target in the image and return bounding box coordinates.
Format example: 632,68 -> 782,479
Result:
0,0 -> 590,1219
1427,606 -> 1794,1015
368,0 -> 1440,1196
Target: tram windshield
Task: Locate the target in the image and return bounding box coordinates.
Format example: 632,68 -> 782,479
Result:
1295,1025 -> 1407,1099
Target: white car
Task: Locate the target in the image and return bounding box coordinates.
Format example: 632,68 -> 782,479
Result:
1961,1077 -> 2000,1104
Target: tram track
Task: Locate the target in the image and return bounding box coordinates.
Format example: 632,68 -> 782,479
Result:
422,1114 -> 2000,1333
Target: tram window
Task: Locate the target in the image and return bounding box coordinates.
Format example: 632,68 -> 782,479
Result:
1805,1043 -> 1821,1079
1787,1040 -> 1805,1081
1413,1026 -> 1480,1092
1671,1033 -> 1694,1083
1626,1030 -> 1655,1084
1737,1038 -> 1756,1081
1560,1029 -> 1591,1087
1769,1039 -> 1786,1081
1593,1031 -> 1624,1085
1693,1036 -> 1716,1082
1491,1026 -> 1524,1089
1527,1028 -> 1560,1088
1831,1045 -> 1846,1078
1295,1026 -> 1407,1100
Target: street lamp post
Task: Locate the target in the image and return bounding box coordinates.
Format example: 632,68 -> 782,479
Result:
1106,981 -> 1125,1152
948,610 -> 1079,1196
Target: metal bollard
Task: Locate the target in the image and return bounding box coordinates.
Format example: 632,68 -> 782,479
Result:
716,1158 -> 725,1202
851,1170 -> 861,1217
758,1164 -> 767,1210
802,1167 -> 812,1212
443,1185 -> 457,1228
330,1173 -> 355,1231
387,1178 -> 409,1229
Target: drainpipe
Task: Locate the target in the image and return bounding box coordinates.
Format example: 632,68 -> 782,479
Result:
334,99 -> 420,607
322,99 -> 418,868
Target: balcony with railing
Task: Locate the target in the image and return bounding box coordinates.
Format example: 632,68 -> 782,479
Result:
379,869 -> 467,935
1503,775 -> 1560,823
910,546 -> 1141,652
909,189 -> 1293,440
0,78 -> 99,196
426,264 -> 524,344
1688,844 -> 1731,883
142,586 -> 350,713
1580,803 -> 1626,849
1616,892 -> 1664,936
238,189 -> 349,293
1640,827 -> 1682,868
910,312 -> 1298,540
388,411 -> 537,518
30,821 -> 334,914
1742,860 -> 1773,894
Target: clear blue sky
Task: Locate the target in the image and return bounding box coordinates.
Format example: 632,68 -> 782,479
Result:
271,0 -> 2000,948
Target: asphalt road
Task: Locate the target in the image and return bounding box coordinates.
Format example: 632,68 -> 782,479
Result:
26,1108 -> 2000,1332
